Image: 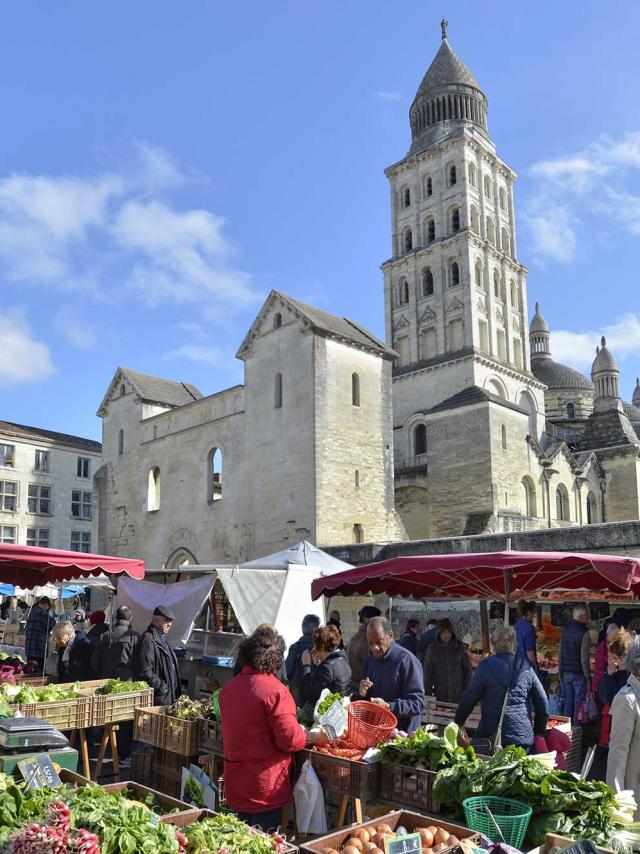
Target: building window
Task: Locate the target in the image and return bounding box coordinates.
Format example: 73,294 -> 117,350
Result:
34,450 -> 49,472
468,163 -> 477,187
403,187 -> 411,208
510,279 -> 518,308
403,227 -> 413,252
499,188 -> 507,211
28,484 -> 51,515
77,457 -> 90,478
451,207 -> 460,233
501,425 -> 507,449
70,531 -> 91,553
555,486 -> 569,521
494,270 -> 501,298
567,403 -> 575,419
120,384 -> 125,397
0,444 -> 15,468
207,448 -> 223,502
522,477 -> 537,517
355,470 -> 360,489
27,528 -> 49,548
72,489 -> 92,519
586,491 -> 597,524
0,526 -> 16,544
424,176 -> 433,197
274,373 -> 283,408
484,175 -> 492,199
273,312 -> 282,329
470,205 -> 479,234
474,260 -> 483,289
449,165 -> 457,186
147,469 -> 160,512
425,218 -> 435,244
414,424 -> 427,456
353,523 -> 364,544
486,217 -> 496,245
0,481 -> 18,512
422,267 -> 434,296
449,261 -> 460,287
501,227 -> 510,255
118,429 -> 124,456
352,373 -> 360,407
397,278 -> 410,306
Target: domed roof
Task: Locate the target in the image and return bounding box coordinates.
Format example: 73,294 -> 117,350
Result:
415,32 -> 482,98
529,303 -> 549,334
592,336 -> 619,375
633,378 -> 640,406
623,401 -> 640,423
531,358 -> 594,391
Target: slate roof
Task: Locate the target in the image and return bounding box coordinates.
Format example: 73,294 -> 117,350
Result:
415,38 -> 482,98
427,385 -> 527,416
0,420 -> 101,452
529,303 -> 549,334
592,337 -> 618,373
531,357 -> 594,391
122,368 -> 203,407
622,401 -> 640,423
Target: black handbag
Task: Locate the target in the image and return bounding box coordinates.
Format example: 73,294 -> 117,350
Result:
470,652 -> 517,755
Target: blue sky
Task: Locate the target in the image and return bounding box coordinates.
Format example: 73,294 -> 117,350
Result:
2,1 -> 640,441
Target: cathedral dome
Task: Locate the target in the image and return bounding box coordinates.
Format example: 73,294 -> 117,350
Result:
409,20 -> 488,153
592,336 -> 618,375
531,358 -> 594,391
623,401 -> 640,423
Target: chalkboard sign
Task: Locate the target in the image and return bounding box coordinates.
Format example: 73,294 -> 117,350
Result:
319,699 -> 348,740
17,754 -> 62,789
384,833 -> 422,854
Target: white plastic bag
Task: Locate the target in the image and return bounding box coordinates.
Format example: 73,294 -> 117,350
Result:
293,758 -> 328,834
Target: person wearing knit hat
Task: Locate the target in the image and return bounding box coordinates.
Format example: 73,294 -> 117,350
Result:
88,609 -> 109,650
423,618 -> 472,704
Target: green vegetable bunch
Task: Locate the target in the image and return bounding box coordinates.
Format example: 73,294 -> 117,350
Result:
4,681 -> 83,705
316,692 -> 343,717
184,812 -> 278,854
96,679 -> 149,695
379,722 -> 475,771
169,696 -> 214,721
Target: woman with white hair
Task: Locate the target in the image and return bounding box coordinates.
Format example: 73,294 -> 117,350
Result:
455,624 -> 548,753
51,621 -> 93,682
607,634 -> 640,818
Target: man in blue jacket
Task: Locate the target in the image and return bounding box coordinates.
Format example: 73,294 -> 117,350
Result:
357,616 -> 424,733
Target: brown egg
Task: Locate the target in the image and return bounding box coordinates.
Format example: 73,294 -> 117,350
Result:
447,837 -> 459,847
377,825 -> 394,836
434,829 -> 450,846
346,839 -> 364,851
343,846 -> 360,854
419,829 -> 435,848
353,830 -> 371,845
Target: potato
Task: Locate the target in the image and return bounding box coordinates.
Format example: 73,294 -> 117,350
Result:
434,829 -> 450,846
353,830 -> 371,845
346,839 -> 363,851
419,829 -> 434,848
422,848 -> 433,854
343,845 -> 360,854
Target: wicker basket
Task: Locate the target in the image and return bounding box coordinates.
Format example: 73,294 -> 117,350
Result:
379,762 -> 440,812
92,686 -> 154,725
304,749 -> 380,802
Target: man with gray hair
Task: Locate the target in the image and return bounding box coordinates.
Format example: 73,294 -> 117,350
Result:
285,614 -> 321,704
559,604 -> 592,723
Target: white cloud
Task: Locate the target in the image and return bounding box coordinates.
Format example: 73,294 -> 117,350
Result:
0,309 -> 54,385
550,313 -> 640,370
132,141 -> 190,192
54,306 -> 94,349
524,131 -> 640,262
374,90 -> 402,101
164,344 -> 225,366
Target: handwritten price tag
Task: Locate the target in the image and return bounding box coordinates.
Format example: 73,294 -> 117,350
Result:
384,833 -> 422,854
319,699 -> 348,740
17,754 -> 62,789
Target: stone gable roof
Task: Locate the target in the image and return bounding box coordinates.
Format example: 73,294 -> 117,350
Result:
97,367 -> 203,416
427,385 -> 527,416
0,420 -> 101,453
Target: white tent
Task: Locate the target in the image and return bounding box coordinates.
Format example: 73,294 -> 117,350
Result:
216,541 -> 352,649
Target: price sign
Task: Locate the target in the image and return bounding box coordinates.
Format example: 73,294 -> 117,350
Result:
319,699 -> 348,740
17,754 -> 62,789
384,833 -> 422,854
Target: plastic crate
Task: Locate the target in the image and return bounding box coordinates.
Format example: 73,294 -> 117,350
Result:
134,706 -> 165,748
103,780 -> 193,818
300,809 -> 478,854
200,717 -> 223,754
92,686 -> 154,725
379,762 -> 440,812
131,748 -> 154,787
12,695 -> 93,730
303,749 -> 380,802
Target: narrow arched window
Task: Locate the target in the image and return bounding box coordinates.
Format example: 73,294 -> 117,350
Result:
414,424 -> 427,456
404,228 -> 413,252
556,486 -> 569,521
273,313 -> 282,329
403,187 -> 411,208
424,176 -> 433,197
422,267 -> 434,296
118,429 -> 124,456
470,205 -> 479,234
567,403 -> 575,419
450,261 -> 460,287
352,372 -> 360,407
501,228 -> 510,255
403,280 -> 410,304
501,425 -> 507,449
494,270 -> 501,298
468,163 -> 477,187
484,176 -> 492,199
274,372 -> 283,408
499,188 -> 507,211
208,448 -> 223,501
510,279 -> 518,307
147,467 -> 160,511
586,492 -> 597,524
355,470 -> 360,489
449,165 -> 457,186
426,218 -> 435,244
451,207 -> 460,233
353,523 -> 364,544
120,384 -> 125,397
486,217 -> 496,245
475,261 -> 482,289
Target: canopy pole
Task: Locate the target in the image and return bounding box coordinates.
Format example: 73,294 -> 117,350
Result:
504,569 -> 512,626
479,600 -> 490,655
389,595 -> 393,631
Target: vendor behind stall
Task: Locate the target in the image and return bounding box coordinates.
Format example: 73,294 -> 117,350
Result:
134,605 -> 182,706
357,616 -> 425,733
52,621 -> 93,681
300,624 -> 351,705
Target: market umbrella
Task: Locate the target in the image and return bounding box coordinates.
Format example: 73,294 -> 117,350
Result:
311,550 -> 640,604
0,544 -> 145,588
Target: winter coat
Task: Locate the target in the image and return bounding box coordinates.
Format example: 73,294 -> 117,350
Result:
91,620 -> 140,680
134,624 -> 182,706
87,622 -> 110,650
25,607 -> 56,661
57,632 -> 93,682
346,626 -> 369,690
399,632 -> 418,656
423,637 -> 472,703
300,649 -> 352,706
359,642 -> 425,733
416,627 -> 437,661
560,620 -> 589,675
607,673 -> 640,819
220,666 -> 307,812
593,639 -> 609,694
284,635 -> 314,703
599,670 -> 628,707
455,653 -> 548,748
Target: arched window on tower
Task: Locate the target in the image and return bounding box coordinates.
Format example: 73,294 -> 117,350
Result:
424,176 -> 433,197
351,372 -> 360,407
403,187 -> 411,208
449,165 -> 457,186
414,423 -> 427,457
451,207 -> 460,233
494,270 -> 501,298
449,261 -> 460,287
273,312 -> 282,329
468,163 -> 477,187
501,425 -> 507,449
147,467 -> 160,512
207,448 -> 223,501
470,205 -> 480,234
484,175 -> 492,199
499,188 -> 507,211
425,218 -> 435,244
352,523 -> 364,544
486,217 -> 496,245
274,373 -> 283,408
475,259 -> 483,289
422,267 -> 434,296
397,278 -> 409,306
118,429 -> 124,456
510,279 -> 518,308
501,228 -> 510,256
403,227 -> 413,252
567,403 -> 575,419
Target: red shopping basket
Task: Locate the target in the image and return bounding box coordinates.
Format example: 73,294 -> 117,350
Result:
347,701 -> 397,749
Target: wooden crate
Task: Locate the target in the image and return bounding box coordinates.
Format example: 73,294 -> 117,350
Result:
379,762 -> 440,812
300,809 -> 479,854
92,686 -> 154,725
102,780 -> 193,817
303,749 -> 380,802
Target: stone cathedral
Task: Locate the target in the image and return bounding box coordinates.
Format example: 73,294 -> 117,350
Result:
94,22 -> 640,568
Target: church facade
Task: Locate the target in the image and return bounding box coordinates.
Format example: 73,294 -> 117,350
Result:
94,22 -> 640,566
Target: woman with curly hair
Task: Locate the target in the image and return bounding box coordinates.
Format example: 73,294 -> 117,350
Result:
220,625 -> 313,832
300,624 -> 351,706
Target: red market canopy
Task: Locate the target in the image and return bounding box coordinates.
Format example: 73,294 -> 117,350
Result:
311,550 -> 640,604
0,544 -> 145,588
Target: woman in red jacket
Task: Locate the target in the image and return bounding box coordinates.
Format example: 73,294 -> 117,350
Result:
220,625 -> 310,832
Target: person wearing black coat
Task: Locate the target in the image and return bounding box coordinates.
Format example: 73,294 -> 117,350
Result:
91,605 -> 140,681
133,605 -> 182,706
300,625 -> 352,706
52,621 -> 93,682
455,624 -> 548,752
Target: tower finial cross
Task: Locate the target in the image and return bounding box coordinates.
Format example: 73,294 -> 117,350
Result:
441,18 -> 448,40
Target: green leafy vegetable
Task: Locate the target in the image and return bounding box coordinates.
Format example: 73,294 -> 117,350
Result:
169,696 -> 214,720
96,679 -> 149,695
316,692 -> 343,717
379,723 -> 475,771
184,812 -> 278,854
